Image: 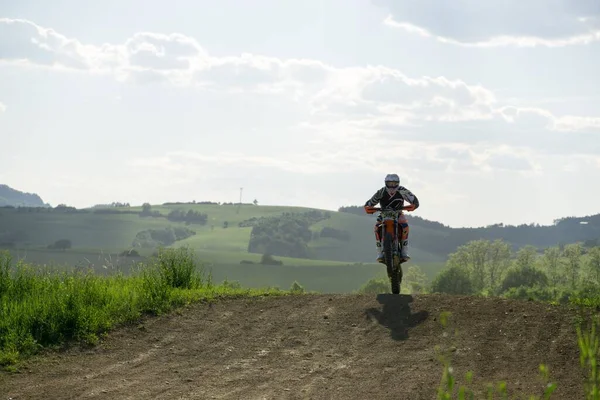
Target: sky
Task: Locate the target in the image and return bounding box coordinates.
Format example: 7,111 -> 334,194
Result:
0,0 -> 599,228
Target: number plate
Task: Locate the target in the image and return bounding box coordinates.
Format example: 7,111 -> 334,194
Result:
380,210 -> 399,219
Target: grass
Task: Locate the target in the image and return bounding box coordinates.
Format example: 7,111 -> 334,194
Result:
0,249 -> 288,367
5,247 -> 147,273
0,210 -> 169,250
4,247 -> 443,294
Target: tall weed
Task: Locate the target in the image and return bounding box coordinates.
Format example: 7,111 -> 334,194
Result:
0,248 -> 281,366
577,315 -> 600,399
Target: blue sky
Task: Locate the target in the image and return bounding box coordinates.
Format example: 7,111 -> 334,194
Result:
1,0 -> 599,228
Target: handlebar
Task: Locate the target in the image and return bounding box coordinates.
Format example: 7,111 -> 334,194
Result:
368,206 -> 411,211
364,205 -> 415,215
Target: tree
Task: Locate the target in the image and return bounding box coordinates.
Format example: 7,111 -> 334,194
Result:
586,247 -> 600,284
562,243 -> 583,289
446,239 -> 512,292
447,241 -> 486,291
139,202 -> 156,217
246,211 -> 327,259
515,245 -> 538,269
431,265 -> 474,295
500,265 -> 548,293
50,239 -> 72,251
260,253 -> 283,265
542,246 -> 562,287
358,277 -> 391,294
487,240 -> 512,291
404,265 -> 428,293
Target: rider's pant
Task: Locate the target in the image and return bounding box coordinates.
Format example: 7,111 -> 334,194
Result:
374,214 -> 409,250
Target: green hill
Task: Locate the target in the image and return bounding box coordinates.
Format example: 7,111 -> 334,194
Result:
0,184 -> 48,207
2,202 -> 600,264
2,201 -> 600,293
338,205 -> 600,256
0,203 -> 442,263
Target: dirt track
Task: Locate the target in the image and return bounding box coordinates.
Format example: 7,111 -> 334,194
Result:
1,294 -> 588,399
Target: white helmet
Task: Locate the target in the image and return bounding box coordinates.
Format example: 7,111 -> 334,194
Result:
384,173 -> 400,195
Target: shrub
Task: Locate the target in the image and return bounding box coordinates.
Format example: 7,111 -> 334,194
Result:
431,265 -> 474,295
500,265 -> 548,293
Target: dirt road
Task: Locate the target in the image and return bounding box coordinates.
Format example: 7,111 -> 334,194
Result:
1,294 -> 587,399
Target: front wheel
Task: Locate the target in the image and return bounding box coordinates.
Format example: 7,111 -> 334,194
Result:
383,233 -> 400,294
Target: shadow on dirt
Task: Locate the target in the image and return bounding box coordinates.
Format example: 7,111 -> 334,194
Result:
365,294 -> 429,341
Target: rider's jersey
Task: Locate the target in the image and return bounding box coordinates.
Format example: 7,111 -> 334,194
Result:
365,186 -> 419,211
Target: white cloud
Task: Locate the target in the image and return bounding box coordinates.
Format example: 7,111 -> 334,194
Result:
2,17 -> 600,156
0,102 -> 5,113
484,153 -> 537,173
497,106 -> 600,131
384,15 -> 600,48
548,154 -> 600,173
131,148 -> 397,176
0,17 -> 506,127
379,0 -> 600,48
129,140 -> 546,180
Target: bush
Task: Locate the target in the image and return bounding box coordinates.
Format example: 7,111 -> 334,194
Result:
430,265 -> 474,295
132,227 -> 196,248
358,277 -> 391,294
502,286 -> 558,302
47,239 -> 72,251
290,281 -> 305,294
149,247 -> 205,290
319,227 -> 351,241
221,278 -> 242,289
120,249 -> 140,257
500,265 -> 548,293
260,254 -> 283,266
166,209 -> 208,225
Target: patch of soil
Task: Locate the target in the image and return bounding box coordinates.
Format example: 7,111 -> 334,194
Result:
0,294 -> 587,399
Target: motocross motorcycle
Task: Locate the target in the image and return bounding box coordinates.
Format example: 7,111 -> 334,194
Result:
365,205 -> 413,295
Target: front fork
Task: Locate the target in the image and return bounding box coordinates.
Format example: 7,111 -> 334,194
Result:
377,220 -> 400,275
376,216 -> 408,256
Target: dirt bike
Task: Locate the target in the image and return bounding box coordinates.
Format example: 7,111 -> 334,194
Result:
365,205 -> 413,295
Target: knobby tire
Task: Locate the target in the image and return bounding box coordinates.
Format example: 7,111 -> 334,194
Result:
383,232 -> 400,294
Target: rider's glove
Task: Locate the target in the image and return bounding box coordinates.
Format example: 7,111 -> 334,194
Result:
364,205 -> 376,214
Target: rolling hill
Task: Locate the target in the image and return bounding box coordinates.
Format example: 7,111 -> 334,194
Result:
2,201 -> 599,263
2,200 -> 600,288
0,202 -> 446,264
0,184 -> 48,208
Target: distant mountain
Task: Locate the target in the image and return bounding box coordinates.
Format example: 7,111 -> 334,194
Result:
0,184 -> 49,207
338,205 -> 600,256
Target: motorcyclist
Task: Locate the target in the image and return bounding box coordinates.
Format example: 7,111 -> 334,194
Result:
364,173 -> 419,263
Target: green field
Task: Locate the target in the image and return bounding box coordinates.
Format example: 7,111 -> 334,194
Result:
0,204 -> 446,292
6,247 -> 444,293
0,204 -> 448,265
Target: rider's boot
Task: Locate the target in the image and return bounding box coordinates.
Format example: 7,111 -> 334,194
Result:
376,243 -> 384,263
400,240 -> 410,261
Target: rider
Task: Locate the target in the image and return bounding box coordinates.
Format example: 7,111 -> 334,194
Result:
364,173 -> 419,263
